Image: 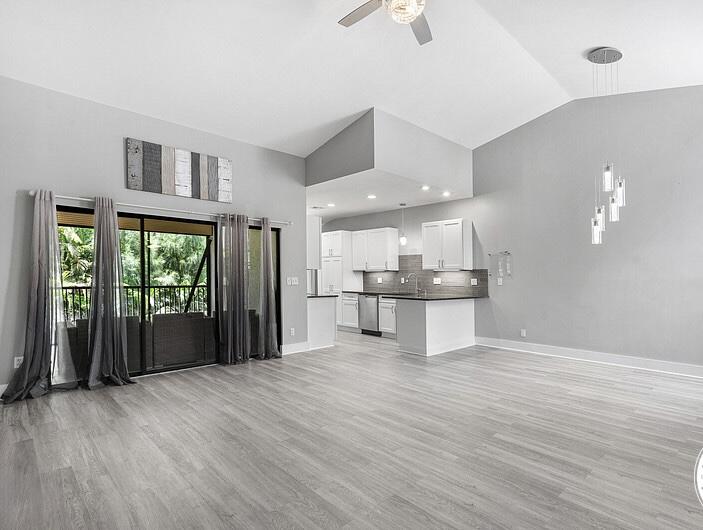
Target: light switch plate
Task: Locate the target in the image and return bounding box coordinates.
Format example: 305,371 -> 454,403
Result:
14,356 -> 23,369
377,277 -> 383,284
471,278 -> 478,286
291,277 -> 299,286
400,277 -> 405,284
497,278 -> 503,286
433,278 -> 441,285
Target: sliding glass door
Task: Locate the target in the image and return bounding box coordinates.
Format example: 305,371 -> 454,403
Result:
58,208 -> 216,376
57,207 -> 282,376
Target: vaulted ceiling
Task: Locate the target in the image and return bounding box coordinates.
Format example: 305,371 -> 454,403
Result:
1,1 -> 702,157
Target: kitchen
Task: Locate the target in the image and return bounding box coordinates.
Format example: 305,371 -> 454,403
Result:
306,214 -> 488,356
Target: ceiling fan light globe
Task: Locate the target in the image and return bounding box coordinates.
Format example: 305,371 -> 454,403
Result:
385,0 -> 425,24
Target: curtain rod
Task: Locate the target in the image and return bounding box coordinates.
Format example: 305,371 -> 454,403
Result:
28,191 -> 292,226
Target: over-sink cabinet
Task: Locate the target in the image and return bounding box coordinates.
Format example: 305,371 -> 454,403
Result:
421,218 -> 473,271
351,228 -> 399,271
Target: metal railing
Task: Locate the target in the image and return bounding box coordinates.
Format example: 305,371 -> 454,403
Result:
62,285 -> 209,322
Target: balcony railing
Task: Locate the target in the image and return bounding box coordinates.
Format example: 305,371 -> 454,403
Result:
62,285 -> 209,322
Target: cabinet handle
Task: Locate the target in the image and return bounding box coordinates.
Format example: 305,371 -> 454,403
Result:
391,306 -> 395,315
385,261 -> 387,270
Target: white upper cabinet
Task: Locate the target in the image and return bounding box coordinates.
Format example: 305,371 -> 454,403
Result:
351,228 -> 399,271
421,218 -> 473,270
351,231 -> 367,270
322,231 -> 343,257
306,215 -> 322,269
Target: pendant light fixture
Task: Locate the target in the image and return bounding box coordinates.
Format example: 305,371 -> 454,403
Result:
587,46 -> 628,244
399,203 -> 408,246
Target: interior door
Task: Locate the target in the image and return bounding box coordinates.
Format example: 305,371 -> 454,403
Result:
441,220 -> 463,269
366,229 -> 387,270
422,222 -> 443,270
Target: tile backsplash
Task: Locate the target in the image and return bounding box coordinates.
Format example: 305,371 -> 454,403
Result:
362,255 -> 488,297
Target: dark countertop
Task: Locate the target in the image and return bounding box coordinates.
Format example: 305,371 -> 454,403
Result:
342,290 -> 487,301
307,295 -> 338,299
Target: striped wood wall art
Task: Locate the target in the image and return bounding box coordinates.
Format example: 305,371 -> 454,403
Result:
125,138 -> 232,203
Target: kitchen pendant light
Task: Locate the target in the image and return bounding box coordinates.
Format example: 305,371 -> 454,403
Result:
399,203 -> 408,246
587,47 -> 629,244
591,218 -> 603,245
616,177 -> 626,207
602,163 -> 614,192
609,195 -> 620,222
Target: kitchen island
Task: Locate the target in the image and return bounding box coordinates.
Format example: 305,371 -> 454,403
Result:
394,296 -> 478,356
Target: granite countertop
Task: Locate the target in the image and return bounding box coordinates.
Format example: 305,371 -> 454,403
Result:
341,290 -> 487,301
307,294 -> 338,299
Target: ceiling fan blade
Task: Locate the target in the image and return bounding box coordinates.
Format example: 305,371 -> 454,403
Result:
410,13 -> 433,45
338,0 -> 382,27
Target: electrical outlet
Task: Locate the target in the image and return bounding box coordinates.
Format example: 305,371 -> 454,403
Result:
377,277 -> 383,284
290,327 -> 295,337
433,278 -> 441,285
470,278 -> 478,286
14,356 -> 23,369
497,278 -> 503,286
520,329 -> 527,338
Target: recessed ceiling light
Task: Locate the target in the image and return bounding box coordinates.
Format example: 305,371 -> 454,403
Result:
327,203 -> 336,207
442,191 -> 451,197
367,194 -> 377,199
421,185 -> 430,191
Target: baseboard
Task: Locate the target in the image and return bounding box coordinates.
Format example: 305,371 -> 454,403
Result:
475,337 -> 703,379
0,384 -> 7,395
281,341 -> 310,355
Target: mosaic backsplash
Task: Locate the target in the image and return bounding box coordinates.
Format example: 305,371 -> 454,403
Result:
362,255 -> 488,297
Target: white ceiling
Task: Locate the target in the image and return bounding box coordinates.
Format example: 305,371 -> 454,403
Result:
306,168 -> 464,221
2,1 -> 702,163
477,0 -> 703,99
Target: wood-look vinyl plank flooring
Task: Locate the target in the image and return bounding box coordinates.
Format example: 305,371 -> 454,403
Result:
2,331 -> 703,529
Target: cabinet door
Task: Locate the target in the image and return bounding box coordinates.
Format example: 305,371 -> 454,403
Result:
341,299 -> 359,328
321,257 -> 343,292
379,301 -> 396,333
421,222 -> 443,270
351,231 -> 367,271
366,229 -> 388,270
441,219 -> 463,269
329,232 -> 343,256
321,232 -> 332,257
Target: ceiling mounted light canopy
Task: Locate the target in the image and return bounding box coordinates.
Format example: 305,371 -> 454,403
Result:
338,0 -> 433,45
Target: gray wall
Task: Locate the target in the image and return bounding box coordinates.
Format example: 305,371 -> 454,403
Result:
305,110 -> 374,185
0,75 -> 307,386
327,85 -> 703,366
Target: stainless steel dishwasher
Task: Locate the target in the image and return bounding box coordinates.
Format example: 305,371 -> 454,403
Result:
358,294 -> 379,333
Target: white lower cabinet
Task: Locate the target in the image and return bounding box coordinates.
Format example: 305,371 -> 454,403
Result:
341,294 -> 359,328
379,299 -> 397,334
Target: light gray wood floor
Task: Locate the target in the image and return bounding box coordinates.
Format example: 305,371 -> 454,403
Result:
2,331 -> 703,529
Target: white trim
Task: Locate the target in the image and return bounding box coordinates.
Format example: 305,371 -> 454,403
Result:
0,384 -> 7,395
475,337 -> 703,379
282,341 -> 310,355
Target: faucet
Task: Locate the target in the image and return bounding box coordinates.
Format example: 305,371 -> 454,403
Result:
406,272 -> 422,295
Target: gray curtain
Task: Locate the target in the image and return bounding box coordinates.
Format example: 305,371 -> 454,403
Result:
2,190 -> 77,403
86,197 -> 133,389
217,214 -> 250,363
258,218 -> 280,359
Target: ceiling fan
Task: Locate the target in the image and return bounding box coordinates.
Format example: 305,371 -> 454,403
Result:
339,0 -> 433,46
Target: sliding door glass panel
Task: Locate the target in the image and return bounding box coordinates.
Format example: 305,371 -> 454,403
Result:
145,219 -> 215,371
247,227 -> 280,354
119,222 -> 142,373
